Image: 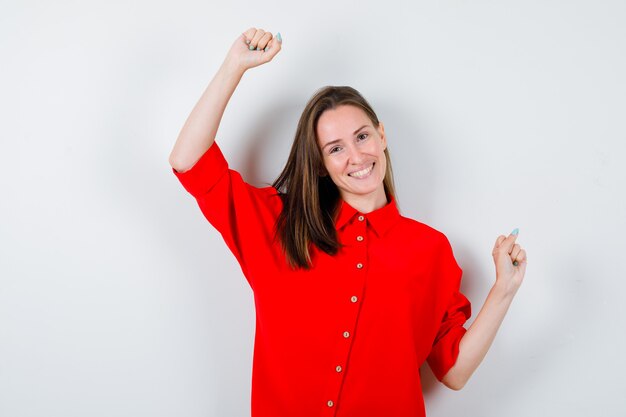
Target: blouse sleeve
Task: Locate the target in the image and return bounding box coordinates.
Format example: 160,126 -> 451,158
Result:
171,141 -> 281,290
426,235 -> 472,382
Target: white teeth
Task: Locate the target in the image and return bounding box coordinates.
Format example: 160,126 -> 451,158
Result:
348,163 -> 374,178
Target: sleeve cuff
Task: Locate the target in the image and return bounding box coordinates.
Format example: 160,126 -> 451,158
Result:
172,142 -> 229,198
426,235 -> 472,382
427,325 -> 468,381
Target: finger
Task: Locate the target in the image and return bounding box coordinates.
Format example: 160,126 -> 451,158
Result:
243,27 -> 257,45
511,244 -> 522,265
513,247 -> 528,266
500,228 -> 519,254
518,249 -> 527,262
515,249 -> 528,271
511,243 -> 522,259
262,34 -> 282,59
494,235 -> 506,249
255,32 -> 273,51
492,235 -> 506,258
249,28 -> 266,50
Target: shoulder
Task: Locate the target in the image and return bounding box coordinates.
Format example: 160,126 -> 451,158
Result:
393,215 -> 454,253
396,215 -> 449,240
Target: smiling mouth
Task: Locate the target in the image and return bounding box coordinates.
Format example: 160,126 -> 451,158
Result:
348,163 -> 375,178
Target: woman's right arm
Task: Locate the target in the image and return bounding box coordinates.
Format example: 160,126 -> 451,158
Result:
168,28 -> 282,173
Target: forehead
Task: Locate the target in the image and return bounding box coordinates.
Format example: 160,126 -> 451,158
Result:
316,105 -> 371,144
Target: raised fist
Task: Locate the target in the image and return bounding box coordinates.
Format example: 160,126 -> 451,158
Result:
224,27 -> 282,73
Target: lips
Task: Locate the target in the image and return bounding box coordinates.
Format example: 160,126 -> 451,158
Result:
348,162 -> 375,178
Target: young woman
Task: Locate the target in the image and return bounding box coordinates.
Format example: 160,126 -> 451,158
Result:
169,27 -> 527,417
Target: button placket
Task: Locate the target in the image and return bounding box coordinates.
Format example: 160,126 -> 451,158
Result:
321,213 -> 369,415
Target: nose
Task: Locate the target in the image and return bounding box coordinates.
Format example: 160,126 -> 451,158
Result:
346,143 -> 365,165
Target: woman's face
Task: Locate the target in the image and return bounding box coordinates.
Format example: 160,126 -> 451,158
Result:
316,105 -> 387,207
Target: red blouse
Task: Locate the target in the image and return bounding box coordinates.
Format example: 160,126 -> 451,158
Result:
172,141 -> 472,417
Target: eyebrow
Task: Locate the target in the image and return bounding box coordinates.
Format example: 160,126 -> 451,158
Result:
322,125 -> 370,150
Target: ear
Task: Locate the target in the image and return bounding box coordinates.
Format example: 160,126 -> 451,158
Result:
378,121 -> 387,150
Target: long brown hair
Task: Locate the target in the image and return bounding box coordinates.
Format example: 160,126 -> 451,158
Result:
272,86 -> 397,270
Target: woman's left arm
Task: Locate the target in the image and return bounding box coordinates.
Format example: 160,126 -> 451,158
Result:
441,229 -> 528,390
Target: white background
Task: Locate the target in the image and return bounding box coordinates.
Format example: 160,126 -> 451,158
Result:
1,1 -> 625,416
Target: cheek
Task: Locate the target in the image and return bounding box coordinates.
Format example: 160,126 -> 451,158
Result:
377,157 -> 387,175
326,157 -> 346,174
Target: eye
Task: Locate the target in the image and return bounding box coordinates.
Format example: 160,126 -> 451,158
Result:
357,133 -> 368,141
329,146 -> 341,154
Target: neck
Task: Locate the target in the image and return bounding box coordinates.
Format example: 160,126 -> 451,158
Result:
342,186 -> 389,214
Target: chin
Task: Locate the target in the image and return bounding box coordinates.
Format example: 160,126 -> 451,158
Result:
346,184 -> 383,196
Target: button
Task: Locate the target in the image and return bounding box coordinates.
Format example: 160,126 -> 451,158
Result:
350,295 -> 358,303
343,331 -> 350,338
336,365 -> 342,372
327,400 -> 334,407
356,235 -> 364,241
356,263 -> 363,269
358,215 -> 365,221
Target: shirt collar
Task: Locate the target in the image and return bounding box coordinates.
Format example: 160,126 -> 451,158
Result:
334,193 -> 401,237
